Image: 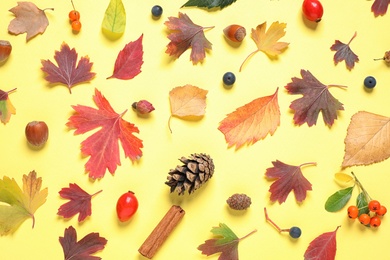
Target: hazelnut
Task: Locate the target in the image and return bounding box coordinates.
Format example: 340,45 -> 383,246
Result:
0,40 -> 12,63
25,121 -> 49,148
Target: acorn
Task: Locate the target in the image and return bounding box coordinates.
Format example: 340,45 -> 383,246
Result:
223,25 -> 246,42
0,40 -> 12,63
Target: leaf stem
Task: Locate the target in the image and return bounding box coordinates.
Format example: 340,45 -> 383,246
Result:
298,162 -> 317,168
202,26 -> 215,31
351,172 -> 372,201
239,229 -> 257,241
239,50 -> 259,72
168,115 -> 173,134
42,8 -> 54,12
6,88 -> 17,94
327,84 -> 348,90
347,31 -> 357,46
91,189 -> 103,197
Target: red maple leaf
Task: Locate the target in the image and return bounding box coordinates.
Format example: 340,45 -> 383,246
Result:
107,34 -> 144,80
41,42 -> 96,93
371,0 -> 390,16
59,226 -> 107,260
265,160 -> 316,204
66,88 -> 143,179
330,32 -> 359,70
57,183 -> 102,222
304,226 -> 340,260
165,12 -> 213,64
285,69 -> 346,127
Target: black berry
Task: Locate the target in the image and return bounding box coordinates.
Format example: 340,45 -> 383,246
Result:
289,226 -> 301,238
151,5 -> 163,17
364,76 -> 376,89
223,72 -> 236,86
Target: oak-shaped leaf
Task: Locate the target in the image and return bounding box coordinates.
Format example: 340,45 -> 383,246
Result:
57,183 -> 102,222
182,0 -> 237,9
107,34 -> 143,80
8,2 -> 53,41
265,160 -> 316,204
59,226 -> 107,260
240,21 -> 289,71
197,223 -> 257,260
304,226 -> 340,260
168,84 -> 208,132
371,0 -> 390,16
0,88 -> 16,124
285,69 -> 346,127
0,171 -> 48,236
218,88 -> 280,149
66,88 -> 143,179
342,111 -> 390,168
41,42 -> 96,94
165,12 -> 214,64
330,32 -> 359,70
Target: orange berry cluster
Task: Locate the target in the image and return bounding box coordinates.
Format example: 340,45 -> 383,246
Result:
348,200 -> 387,227
68,0 -> 81,32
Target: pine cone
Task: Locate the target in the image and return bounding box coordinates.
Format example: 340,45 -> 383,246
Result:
165,153 -> 215,195
226,193 -> 251,210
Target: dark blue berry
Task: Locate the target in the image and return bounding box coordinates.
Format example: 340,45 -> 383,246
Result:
223,72 -> 236,86
151,5 -> 163,17
364,76 -> 376,89
289,226 -> 301,238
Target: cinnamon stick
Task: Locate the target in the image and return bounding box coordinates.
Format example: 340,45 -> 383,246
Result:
138,205 -> 185,259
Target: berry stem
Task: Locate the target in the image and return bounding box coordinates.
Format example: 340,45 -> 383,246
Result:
264,207 -> 282,232
351,172 -> 372,201
71,0 -> 76,10
239,229 -> 257,241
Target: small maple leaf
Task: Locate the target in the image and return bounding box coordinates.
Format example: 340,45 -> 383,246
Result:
0,171 -> 48,236
342,111 -> 390,168
181,0 -> 237,9
197,223 -> 257,260
304,226 -> 340,260
8,2 -> 54,41
57,183 -> 102,222
41,42 -> 96,94
371,0 -> 390,16
330,32 -> 359,70
66,88 -> 143,179
0,88 -> 17,124
285,69 -> 346,127
107,34 -> 144,80
218,88 -> 280,149
265,160 -> 316,204
240,21 -> 289,71
165,12 -> 214,64
59,226 -> 107,260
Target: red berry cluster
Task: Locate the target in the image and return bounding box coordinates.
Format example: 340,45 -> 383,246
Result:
68,0 -> 81,32
348,200 -> 387,227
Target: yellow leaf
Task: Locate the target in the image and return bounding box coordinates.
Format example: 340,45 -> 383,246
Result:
334,173 -> 354,187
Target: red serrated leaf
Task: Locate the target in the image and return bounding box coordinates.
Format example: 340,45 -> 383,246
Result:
41,42 -> 96,94
107,34 -> 144,80
265,160 -> 316,204
330,32 -> 359,70
57,183 -> 102,222
66,88 -> 143,179
59,226 -> 107,260
304,226 -> 340,260
371,0 -> 390,16
285,69 -> 346,127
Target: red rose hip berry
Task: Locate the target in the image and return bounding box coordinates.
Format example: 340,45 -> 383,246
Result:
25,121 -> 49,147
116,191 -> 138,222
302,0 -> 323,22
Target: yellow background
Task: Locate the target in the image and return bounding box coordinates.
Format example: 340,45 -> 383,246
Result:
1,0 -> 390,259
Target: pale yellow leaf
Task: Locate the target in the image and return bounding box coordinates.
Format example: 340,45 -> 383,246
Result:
334,173 -> 354,187
169,84 -> 208,118
252,21 -> 289,57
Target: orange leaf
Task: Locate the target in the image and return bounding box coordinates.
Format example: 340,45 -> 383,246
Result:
218,88 -> 280,149
240,21 -> 289,71
342,111 -> 390,168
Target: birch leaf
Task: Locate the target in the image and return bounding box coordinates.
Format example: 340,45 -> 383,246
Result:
102,0 -> 126,34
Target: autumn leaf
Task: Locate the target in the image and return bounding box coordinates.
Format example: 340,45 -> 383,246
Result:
101,0 -> 126,34
218,88 -> 280,149
240,21 -> 289,71
8,2 -> 53,41
165,12 -> 214,64
197,223 -> 257,260
66,88 -> 143,179
57,183 -> 102,222
265,160 -> 316,204
342,111 -> 390,168
59,226 -> 107,260
168,84 -> 208,132
0,171 -> 48,236
285,69 -> 346,127
41,42 -> 96,94
0,88 -> 16,124
181,0 -> 237,9
107,34 -> 143,80
304,226 -> 340,260
371,0 -> 390,16
330,32 -> 359,70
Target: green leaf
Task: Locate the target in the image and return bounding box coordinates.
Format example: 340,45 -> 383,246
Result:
325,186 -> 354,212
356,192 -> 369,216
182,0 -> 237,9
101,0 -> 126,34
